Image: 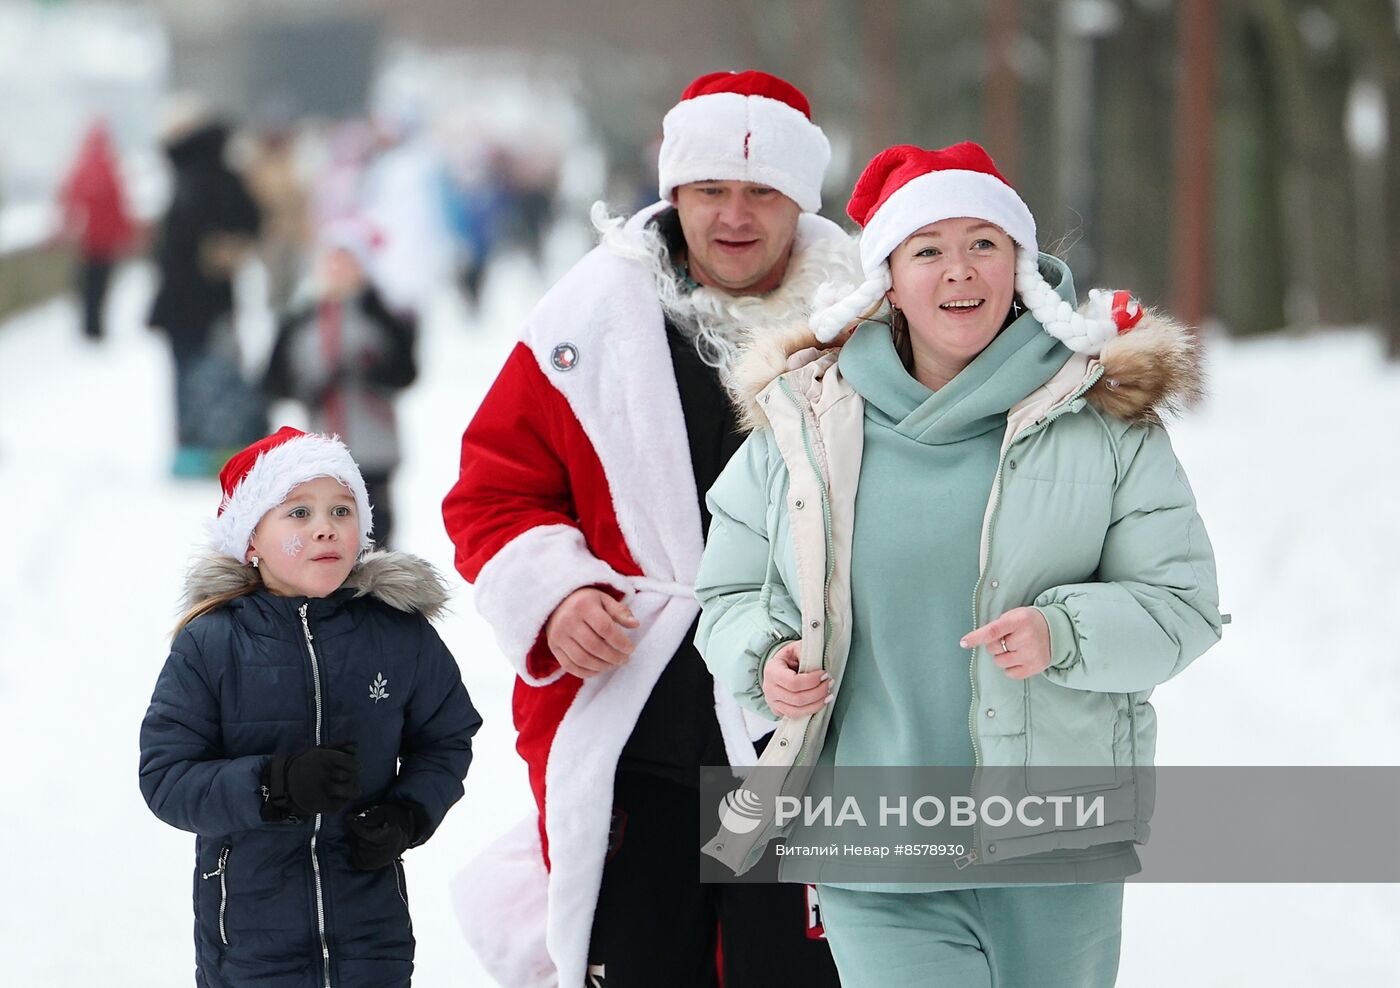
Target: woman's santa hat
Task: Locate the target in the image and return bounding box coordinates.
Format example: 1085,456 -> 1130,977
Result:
657,70 -> 831,213
210,426 -> 374,561
809,141 -> 1143,348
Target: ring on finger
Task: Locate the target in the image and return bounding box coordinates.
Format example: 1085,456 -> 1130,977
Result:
999,636 -> 1011,654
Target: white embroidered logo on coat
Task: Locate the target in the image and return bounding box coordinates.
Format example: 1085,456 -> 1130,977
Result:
369,674 -> 390,703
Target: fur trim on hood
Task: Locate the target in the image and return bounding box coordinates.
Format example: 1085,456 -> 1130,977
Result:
181,549 -> 452,621
729,305 -> 1204,431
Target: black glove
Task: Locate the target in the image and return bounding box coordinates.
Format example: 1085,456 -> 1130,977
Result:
347,803 -> 421,871
261,743 -> 360,820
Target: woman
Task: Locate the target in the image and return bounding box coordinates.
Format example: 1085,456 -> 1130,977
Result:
694,142 -> 1223,986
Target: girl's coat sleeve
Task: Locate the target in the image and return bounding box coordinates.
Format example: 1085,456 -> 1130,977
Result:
694,430 -> 800,720
139,631 -> 272,835
1035,424 -> 1223,693
385,619 -> 482,844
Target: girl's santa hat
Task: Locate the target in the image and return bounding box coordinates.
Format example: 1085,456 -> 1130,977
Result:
809,141 -> 1143,348
211,426 -> 374,561
658,70 -> 830,213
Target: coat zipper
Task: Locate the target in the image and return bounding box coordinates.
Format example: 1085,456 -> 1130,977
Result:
200,845 -> 231,945
957,365 -> 1106,871
778,378 -> 835,768
298,603 -> 334,988
393,858 -> 412,930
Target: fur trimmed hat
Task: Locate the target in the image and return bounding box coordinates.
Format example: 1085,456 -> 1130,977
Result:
211,426 -> 373,561
809,141 -> 1144,348
657,70 -> 830,212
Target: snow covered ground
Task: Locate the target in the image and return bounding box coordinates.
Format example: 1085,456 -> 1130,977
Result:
1,252 -> 1397,986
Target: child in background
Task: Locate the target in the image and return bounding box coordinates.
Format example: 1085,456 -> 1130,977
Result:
263,219 -> 417,547
140,426 -> 480,988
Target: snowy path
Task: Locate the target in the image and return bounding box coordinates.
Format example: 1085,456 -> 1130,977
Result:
1,260 -> 1396,986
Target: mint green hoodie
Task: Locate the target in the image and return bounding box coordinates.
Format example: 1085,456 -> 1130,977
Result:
828,314 -> 1068,770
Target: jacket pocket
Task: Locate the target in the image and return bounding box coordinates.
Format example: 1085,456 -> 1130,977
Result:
200,844 -> 231,946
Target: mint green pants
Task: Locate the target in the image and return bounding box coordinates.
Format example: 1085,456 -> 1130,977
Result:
816,884 -> 1123,988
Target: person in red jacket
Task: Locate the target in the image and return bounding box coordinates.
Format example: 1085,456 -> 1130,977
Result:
59,119 -> 135,340
443,71 -> 859,987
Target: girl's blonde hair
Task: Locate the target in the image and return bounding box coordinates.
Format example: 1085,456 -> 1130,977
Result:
172,569 -> 262,639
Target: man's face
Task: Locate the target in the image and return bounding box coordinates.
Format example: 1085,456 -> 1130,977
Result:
674,181 -> 802,296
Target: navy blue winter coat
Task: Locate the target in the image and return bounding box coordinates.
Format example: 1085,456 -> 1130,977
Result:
140,551 -> 482,988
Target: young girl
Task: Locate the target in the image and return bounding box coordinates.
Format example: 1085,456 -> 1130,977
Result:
140,426 -> 481,988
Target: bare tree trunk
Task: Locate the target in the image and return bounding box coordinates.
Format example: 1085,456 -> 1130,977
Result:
1171,0 -> 1218,329
860,0 -> 901,162
1249,0 -> 1363,327
1096,0 -> 1176,306
984,0 -> 1021,183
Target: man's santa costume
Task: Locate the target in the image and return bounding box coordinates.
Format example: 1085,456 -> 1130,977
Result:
443,72 -> 859,986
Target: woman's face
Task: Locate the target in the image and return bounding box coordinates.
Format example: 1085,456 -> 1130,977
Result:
886,217 -> 1017,375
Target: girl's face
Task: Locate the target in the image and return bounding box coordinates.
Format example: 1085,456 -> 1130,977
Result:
246,476 -> 360,598
886,217 -> 1017,376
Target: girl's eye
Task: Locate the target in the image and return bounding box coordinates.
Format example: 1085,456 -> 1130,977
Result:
289,507 -> 309,519
333,505 -> 352,518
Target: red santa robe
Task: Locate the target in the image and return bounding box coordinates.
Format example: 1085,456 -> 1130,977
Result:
443,202 -> 854,987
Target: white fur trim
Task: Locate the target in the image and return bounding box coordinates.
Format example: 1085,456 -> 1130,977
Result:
473,524 -> 629,687
658,93 -> 830,212
858,168 -> 1037,277
209,434 -> 372,560
453,817 -> 556,988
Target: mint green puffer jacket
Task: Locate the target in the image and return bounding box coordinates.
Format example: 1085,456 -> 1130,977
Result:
695,257 -> 1223,875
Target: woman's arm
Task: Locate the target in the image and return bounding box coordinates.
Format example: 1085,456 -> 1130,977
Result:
1034,424 -> 1223,693
695,430 -> 803,719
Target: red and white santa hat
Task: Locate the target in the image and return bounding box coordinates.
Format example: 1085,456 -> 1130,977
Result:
211,426 -> 374,561
809,141 -> 1142,349
658,70 -> 831,213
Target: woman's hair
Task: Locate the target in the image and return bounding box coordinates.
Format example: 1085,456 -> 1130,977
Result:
171,568 -> 262,638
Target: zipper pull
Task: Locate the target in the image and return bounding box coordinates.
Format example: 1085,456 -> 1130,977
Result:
202,846 -> 230,879
298,602 -> 313,640
954,849 -> 979,871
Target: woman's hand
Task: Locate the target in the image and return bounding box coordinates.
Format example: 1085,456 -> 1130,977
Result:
762,642 -> 833,718
960,607 -> 1053,680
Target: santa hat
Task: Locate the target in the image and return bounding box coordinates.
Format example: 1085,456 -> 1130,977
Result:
809,142 -> 1143,348
210,426 -> 374,561
319,216 -> 385,275
657,70 -> 830,213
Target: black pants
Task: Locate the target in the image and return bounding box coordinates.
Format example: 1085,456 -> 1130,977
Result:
588,771 -> 840,988
79,257 -> 112,339
363,472 -> 394,549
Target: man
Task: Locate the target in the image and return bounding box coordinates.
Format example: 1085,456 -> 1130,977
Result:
444,71 -> 855,987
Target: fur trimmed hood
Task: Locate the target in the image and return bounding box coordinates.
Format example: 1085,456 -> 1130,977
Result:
181,549 -> 452,620
729,304 -> 1204,431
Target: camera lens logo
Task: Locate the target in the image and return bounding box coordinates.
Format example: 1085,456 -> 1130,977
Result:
718,787 -> 765,835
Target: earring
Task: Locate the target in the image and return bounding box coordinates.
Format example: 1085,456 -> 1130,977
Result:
250,555 -> 260,569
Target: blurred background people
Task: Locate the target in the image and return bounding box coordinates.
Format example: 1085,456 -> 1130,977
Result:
262,217 -> 418,548
147,100 -> 264,477
245,123 -> 312,312
58,119 -> 137,341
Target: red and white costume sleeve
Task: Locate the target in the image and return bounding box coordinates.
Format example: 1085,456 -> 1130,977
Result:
442,204 -> 847,987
